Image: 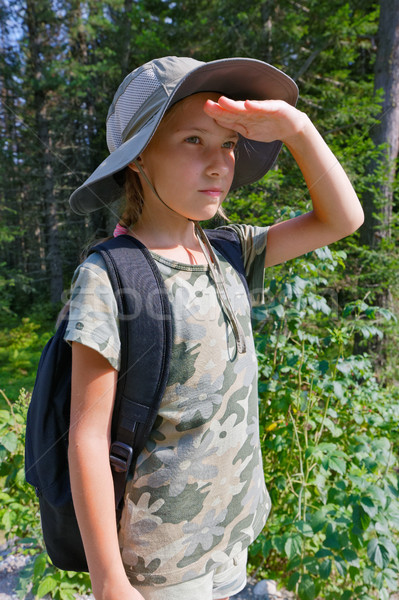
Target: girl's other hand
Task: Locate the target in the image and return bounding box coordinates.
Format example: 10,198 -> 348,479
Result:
203,96 -> 309,145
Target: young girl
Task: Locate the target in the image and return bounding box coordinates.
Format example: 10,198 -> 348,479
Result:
66,56 -> 364,600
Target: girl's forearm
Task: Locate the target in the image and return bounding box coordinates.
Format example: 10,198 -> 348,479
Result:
68,438 -> 132,599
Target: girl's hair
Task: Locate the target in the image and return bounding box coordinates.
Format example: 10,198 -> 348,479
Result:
119,167 -> 144,228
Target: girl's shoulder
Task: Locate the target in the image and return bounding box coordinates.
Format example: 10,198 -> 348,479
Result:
71,252 -> 110,287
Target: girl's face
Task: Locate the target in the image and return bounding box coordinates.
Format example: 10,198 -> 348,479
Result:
134,92 -> 238,223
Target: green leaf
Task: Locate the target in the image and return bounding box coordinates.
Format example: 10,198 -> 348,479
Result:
324,524 -> 340,550
296,520 -> 314,537
1,432 -> 18,453
298,574 -> 316,600
318,359 -> 330,374
59,590 -> 75,600
37,576 -> 57,598
367,538 -> 390,569
270,304 -> 285,318
285,534 -> 302,559
379,536 -> 398,560
323,453 -> 346,475
342,548 -> 360,567
262,538 -> 272,558
317,442 -> 337,453
360,496 -> 378,518
310,509 -> 327,534
272,535 -> 285,554
1,510 -> 12,530
334,555 -> 347,576
368,484 -> 387,508
332,380 -> 343,399
288,571 -> 300,590
352,504 -> 371,533
33,553 -> 48,579
319,558 -> 332,579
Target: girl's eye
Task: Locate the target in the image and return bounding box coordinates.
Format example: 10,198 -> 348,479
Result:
185,136 -> 200,144
223,140 -> 237,150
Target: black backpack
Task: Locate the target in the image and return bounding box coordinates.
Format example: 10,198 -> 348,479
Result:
25,229 -> 249,572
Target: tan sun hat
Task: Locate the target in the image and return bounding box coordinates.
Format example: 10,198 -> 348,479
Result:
69,55 -> 298,215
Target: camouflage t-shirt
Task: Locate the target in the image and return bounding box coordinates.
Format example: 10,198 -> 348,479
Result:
65,224 -> 271,586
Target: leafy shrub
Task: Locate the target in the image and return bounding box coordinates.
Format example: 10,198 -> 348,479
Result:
0,318 -> 54,398
0,388 -> 92,599
251,247 -> 399,599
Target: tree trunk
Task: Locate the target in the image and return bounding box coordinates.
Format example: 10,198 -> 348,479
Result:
355,0 -> 399,361
359,0 -> 399,248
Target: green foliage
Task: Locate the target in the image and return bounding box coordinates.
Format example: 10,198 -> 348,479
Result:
0,388 -> 92,599
250,247 -> 399,599
0,317 -> 54,398
16,552 -> 91,600
0,389 -> 39,542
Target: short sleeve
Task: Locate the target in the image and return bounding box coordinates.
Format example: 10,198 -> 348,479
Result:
64,253 -> 121,370
217,224 -> 269,306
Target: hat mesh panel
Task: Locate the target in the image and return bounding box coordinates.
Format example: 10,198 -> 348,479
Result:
107,69 -> 161,153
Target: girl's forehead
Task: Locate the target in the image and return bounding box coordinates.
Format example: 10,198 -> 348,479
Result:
158,92 -> 226,133
178,91 -> 221,110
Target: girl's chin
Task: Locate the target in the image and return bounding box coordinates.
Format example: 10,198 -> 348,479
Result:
185,205 -> 221,222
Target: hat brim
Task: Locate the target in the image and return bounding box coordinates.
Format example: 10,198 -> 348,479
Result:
70,57 -> 298,215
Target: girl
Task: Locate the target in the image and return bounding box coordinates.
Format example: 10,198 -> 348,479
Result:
66,56 -> 364,600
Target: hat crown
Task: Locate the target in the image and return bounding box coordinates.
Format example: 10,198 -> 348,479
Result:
106,66 -> 160,153
106,56 -> 204,154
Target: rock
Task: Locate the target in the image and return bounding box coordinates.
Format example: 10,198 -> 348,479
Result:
253,579 -> 281,598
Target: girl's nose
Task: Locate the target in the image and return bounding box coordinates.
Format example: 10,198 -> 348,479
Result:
205,149 -> 235,178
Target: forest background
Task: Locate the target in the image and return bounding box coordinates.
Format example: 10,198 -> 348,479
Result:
0,1 -> 399,599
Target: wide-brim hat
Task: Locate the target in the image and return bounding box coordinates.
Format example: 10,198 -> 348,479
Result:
69,56 -> 298,215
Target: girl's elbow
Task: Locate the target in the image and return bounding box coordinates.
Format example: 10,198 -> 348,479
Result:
347,206 -> 365,235
336,201 -> 364,237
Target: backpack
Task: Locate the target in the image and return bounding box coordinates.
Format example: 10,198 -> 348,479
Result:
25,229 -> 250,572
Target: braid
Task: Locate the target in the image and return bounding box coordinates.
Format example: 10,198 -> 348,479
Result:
120,167 -> 144,227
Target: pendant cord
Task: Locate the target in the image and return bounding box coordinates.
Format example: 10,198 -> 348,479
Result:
193,221 -> 246,354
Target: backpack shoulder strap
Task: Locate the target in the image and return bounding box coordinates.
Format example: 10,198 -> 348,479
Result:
89,234 -> 172,510
206,227 -> 251,305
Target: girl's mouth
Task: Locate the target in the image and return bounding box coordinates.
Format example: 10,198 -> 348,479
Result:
199,189 -> 223,197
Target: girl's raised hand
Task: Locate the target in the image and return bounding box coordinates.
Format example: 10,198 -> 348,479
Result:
203,96 -> 309,145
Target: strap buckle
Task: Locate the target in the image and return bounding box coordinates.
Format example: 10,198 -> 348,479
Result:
110,441 -> 133,473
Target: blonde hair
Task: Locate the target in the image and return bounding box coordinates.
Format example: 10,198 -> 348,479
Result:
118,167 -> 144,228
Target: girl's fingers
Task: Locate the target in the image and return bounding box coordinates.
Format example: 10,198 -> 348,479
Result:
206,97 -> 282,116
204,96 -> 305,144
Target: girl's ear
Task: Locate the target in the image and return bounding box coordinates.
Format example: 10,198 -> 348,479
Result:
129,157 -> 142,173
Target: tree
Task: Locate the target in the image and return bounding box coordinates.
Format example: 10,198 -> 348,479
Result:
24,0 -> 64,304
359,0 -> 399,249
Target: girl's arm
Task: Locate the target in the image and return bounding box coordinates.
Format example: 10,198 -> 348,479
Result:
204,97 -> 364,267
69,342 -> 144,600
